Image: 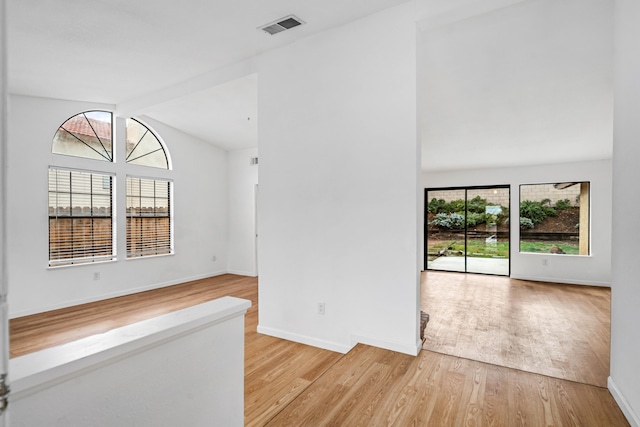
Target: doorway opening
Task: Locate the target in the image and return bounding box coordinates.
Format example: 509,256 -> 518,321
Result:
425,186 -> 510,276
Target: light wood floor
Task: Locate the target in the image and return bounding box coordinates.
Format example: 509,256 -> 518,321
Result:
10,274 -> 627,426
421,271 -> 611,387
268,344 -> 626,426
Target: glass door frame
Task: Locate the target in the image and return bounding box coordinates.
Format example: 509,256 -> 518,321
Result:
424,185 -> 511,276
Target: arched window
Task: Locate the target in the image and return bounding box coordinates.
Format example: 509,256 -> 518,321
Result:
125,118 -> 172,258
49,111 -> 173,266
126,118 -> 169,169
52,111 -> 113,162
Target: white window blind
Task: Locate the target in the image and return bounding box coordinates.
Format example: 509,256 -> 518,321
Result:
126,176 -> 172,258
48,168 -> 114,266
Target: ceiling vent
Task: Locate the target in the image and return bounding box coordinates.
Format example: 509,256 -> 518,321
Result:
259,15 -> 305,35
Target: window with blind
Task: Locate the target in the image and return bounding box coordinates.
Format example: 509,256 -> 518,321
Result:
48,168 -> 114,266
126,177 -> 172,258
50,110 -> 172,266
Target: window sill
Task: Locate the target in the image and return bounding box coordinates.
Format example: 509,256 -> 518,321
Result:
48,258 -> 117,270
125,252 -> 175,261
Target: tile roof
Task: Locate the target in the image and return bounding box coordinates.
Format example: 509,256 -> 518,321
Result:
61,115 -> 112,140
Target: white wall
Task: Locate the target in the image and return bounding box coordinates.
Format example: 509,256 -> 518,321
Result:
10,297 -> 249,427
227,147 -> 258,276
423,159 -> 612,287
609,0 -> 640,424
256,3 -> 421,355
7,95 -> 228,317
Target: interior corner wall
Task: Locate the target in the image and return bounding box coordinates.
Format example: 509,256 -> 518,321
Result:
610,0 -> 640,424
227,147 -> 258,276
256,2 -> 421,355
7,95 -> 228,318
422,159 -> 612,287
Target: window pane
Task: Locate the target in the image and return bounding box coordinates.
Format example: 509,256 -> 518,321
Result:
127,195 -> 140,209
49,167 -> 114,266
155,197 -> 169,215
52,111 -> 113,162
155,181 -> 169,198
49,169 -> 70,193
92,195 -> 111,216
519,182 -> 589,255
71,171 -> 92,193
126,176 -> 172,258
139,179 -> 155,198
126,119 -> 169,169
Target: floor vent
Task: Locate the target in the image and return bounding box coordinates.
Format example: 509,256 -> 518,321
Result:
259,15 -> 304,35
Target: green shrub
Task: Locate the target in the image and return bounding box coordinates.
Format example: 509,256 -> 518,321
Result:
443,199 -> 465,213
467,196 -> 487,214
520,217 -> 535,230
430,212 -> 465,229
466,212 -> 486,227
555,199 -> 572,210
520,200 -> 557,224
428,198 -> 467,214
427,198 -> 446,214
428,196 -> 507,226
520,200 -> 547,224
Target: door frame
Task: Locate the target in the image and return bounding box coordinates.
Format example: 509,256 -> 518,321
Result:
1,0 -> 9,422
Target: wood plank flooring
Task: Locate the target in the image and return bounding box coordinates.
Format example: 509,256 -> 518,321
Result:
268,345 -> 627,426
10,274 -> 259,358
421,271 -> 611,387
10,273 -> 627,426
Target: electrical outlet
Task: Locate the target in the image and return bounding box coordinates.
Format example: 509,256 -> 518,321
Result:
542,258 -> 548,266
317,302 -> 325,315
212,255 -> 217,262
93,272 -> 100,281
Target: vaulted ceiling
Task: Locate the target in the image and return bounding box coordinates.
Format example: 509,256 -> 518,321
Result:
7,0 -> 613,170
8,0 -> 411,151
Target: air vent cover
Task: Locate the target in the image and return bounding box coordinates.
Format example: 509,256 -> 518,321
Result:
259,15 -> 304,35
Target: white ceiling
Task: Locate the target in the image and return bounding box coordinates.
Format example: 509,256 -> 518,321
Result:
8,0 -> 409,103
7,0 -> 410,152
144,74 -> 258,152
419,0 -> 613,171
7,0 -> 614,170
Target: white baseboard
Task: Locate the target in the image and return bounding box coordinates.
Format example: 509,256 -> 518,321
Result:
609,376 -> 640,427
510,274 -> 611,288
256,325 -> 353,354
350,334 -> 422,356
226,269 -> 257,277
10,271 -> 228,319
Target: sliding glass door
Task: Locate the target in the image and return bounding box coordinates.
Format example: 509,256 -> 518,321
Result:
425,186 -> 510,276
425,188 -> 466,272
